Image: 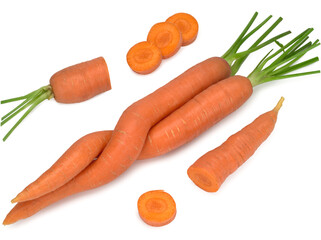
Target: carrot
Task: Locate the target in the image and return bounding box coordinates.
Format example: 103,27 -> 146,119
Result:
137,190 -> 176,227
126,41 -> 163,74
187,97 -> 285,192
1,57 -> 111,141
4,13 -> 294,223
147,22 -> 182,59
166,13 -> 199,46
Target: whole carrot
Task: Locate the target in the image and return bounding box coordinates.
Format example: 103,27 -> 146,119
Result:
188,97 -> 284,192
1,57 -> 111,141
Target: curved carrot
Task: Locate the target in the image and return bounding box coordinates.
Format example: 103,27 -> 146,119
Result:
188,97 -> 284,192
11,57 -> 231,203
147,22 -> 182,59
126,41 -> 162,74
1,57 -> 111,141
4,13 -> 299,224
166,13 -> 199,46
137,190 -> 176,227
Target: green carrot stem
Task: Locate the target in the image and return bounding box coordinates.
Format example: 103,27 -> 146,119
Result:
1,88 -> 41,104
2,91 -> 53,142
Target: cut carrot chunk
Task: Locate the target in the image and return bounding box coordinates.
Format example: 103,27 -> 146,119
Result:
137,190 -> 176,227
147,22 -> 182,59
127,41 -> 162,74
166,13 -> 199,46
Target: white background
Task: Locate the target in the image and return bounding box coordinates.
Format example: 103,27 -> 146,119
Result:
0,0 -> 320,239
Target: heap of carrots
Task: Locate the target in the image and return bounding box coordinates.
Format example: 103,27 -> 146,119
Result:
2,12 -> 320,226
127,12 -> 199,74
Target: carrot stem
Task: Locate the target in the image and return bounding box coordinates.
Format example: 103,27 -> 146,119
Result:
248,28 -> 320,86
221,13 -> 290,75
1,89 -> 40,104
1,86 -> 53,141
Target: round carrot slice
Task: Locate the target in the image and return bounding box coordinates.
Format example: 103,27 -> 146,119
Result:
147,22 -> 182,59
166,13 -> 199,46
127,41 -> 162,74
137,190 -> 176,227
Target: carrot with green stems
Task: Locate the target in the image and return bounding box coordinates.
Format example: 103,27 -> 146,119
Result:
4,13 -> 294,224
11,13 -> 288,204
1,57 -> 111,141
188,97 -> 285,192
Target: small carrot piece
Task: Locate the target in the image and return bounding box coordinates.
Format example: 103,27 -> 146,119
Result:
137,190 -> 176,227
187,97 -> 285,192
166,13 -> 199,46
147,22 -> 182,59
1,57 -> 111,141
126,41 -> 162,74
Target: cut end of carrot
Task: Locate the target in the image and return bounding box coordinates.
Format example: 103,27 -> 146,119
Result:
147,22 -> 182,59
166,13 -> 198,46
273,96 -> 285,113
187,166 -> 220,192
11,196 -> 19,204
137,190 -> 176,227
127,41 -> 162,74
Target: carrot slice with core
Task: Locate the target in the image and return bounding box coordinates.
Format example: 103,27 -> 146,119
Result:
127,41 -> 162,74
137,190 -> 176,227
166,13 -> 199,46
147,22 -> 182,59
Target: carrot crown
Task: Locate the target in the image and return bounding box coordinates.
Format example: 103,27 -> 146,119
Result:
247,28 -> 320,87
1,85 -> 54,141
221,12 -> 291,75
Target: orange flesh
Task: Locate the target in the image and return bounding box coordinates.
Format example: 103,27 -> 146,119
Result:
127,41 -> 162,74
137,190 -> 176,227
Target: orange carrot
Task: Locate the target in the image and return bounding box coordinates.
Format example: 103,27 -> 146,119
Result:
137,190 -> 176,227
4,13 -> 298,224
188,97 -> 284,192
147,22 -> 182,59
10,57 -> 231,204
126,41 -> 162,74
166,13 -> 199,46
1,57 -> 111,141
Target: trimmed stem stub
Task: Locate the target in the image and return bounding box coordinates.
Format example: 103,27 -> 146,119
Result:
273,97 -> 285,113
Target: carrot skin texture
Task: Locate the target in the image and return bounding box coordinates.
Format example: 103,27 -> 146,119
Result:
187,99 -> 282,192
12,131 -> 112,203
50,57 -> 111,103
139,76 -> 253,159
5,57 -> 231,222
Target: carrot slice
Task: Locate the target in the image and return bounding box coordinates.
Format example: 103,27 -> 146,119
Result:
147,22 -> 182,59
166,13 -> 199,46
137,190 -> 176,227
127,41 -> 162,74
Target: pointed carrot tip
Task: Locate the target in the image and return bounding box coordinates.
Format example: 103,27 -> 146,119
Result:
273,96 -> 285,113
11,196 -> 18,204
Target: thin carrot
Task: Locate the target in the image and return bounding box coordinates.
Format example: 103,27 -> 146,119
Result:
137,190 -> 176,227
4,13 -> 295,224
11,12 -> 289,203
1,57 -> 111,141
126,41 -> 162,74
188,97 -> 285,192
147,22 -> 182,59
166,13 -> 199,46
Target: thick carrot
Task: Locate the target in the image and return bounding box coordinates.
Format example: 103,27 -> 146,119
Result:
137,190 -> 176,227
4,13 -> 296,223
166,13 -> 199,46
188,97 -> 284,192
11,57 -> 231,204
147,22 -> 182,59
126,41 -> 163,74
1,57 -> 111,141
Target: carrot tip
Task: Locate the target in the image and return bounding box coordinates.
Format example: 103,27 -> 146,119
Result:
11,197 -> 18,204
273,96 -> 285,113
